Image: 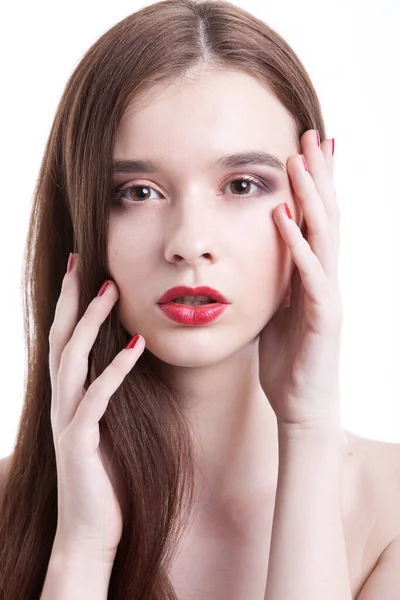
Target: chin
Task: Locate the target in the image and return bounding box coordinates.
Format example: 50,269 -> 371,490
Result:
143,334 -> 243,369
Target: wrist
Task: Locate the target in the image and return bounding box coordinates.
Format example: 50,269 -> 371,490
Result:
277,422 -> 348,455
42,541 -> 114,600
52,532 -> 117,571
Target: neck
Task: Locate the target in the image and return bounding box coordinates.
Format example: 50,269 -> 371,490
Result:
157,338 -> 280,508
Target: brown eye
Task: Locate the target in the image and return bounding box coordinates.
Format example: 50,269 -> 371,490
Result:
112,174 -> 269,206
128,185 -> 160,202
223,175 -> 265,197
229,179 -> 254,195
112,183 -> 162,205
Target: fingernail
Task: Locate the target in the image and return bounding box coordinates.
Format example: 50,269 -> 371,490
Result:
284,203 -> 293,219
301,154 -> 308,172
67,253 -> 76,274
97,280 -> 112,297
316,130 -> 320,147
125,334 -> 140,349
331,138 -> 335,156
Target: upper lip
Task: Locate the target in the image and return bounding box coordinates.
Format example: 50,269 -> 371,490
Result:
157,286 -> 230,304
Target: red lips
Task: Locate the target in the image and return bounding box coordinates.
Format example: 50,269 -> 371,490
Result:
157,285 -> 229,304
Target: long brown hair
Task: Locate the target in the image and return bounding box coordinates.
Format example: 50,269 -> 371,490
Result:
0,0 -> 326,597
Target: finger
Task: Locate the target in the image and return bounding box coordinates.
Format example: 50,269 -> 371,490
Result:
274,204 -> 330,307
321,137 -> 334,180
300,130 -> 339,235
286,155 -> 338,281
320,138 -> 340,255
55,279 -> 120,433
49,253 -> 81,417
300,131 -> 340,260
72,337 -> 145,448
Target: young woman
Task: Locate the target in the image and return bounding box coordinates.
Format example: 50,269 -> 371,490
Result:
0,1 -> 399,599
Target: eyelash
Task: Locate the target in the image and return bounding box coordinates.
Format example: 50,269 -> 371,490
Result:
111,174 -> 270,206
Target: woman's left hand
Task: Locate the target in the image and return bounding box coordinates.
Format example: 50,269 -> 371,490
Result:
259,130 -> 344,430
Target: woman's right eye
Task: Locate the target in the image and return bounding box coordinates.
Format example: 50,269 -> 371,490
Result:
111,174 -> 271,206
111,183 -> 161,205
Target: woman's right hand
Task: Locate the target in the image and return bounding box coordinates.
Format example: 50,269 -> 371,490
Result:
48,253 -> 145,565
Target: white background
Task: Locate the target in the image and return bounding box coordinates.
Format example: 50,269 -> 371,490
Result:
0,0 -> 399,458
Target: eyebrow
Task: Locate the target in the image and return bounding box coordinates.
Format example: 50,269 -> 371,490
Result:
112,151 -> 285,175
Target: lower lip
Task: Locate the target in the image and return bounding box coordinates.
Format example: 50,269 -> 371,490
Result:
157,302 -> 228,325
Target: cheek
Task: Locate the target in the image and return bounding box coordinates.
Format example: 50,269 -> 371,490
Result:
107,221 -> 156,303
107,216 -> 152,264
239,224 -> 293,309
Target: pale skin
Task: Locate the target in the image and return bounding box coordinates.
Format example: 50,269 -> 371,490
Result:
110,63 -> 334,599
2,63 -> 398,597
108,64 -> 400,598
110,65 -> 302,504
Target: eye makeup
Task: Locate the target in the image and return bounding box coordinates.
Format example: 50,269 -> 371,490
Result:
111,173 -> 276,206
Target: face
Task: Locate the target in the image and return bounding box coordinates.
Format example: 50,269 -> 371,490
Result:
108,66 -> 302,368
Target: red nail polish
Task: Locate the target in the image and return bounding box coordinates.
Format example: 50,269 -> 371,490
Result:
97,280 -> 111,297
331,138 -> 335,156
284,203 -> 293,219
316,130 -> 320,147
125,334 -> 140,349
67,253 -> 75,274
301,154 -> 308,172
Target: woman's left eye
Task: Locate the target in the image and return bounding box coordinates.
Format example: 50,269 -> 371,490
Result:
221,176 -> 266,197
112,175 -> 268,206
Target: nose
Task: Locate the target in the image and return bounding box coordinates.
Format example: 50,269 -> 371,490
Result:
164,202 -> 219,266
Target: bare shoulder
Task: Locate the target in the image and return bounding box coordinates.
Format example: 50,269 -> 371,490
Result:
348,430 -> 400,489
0,454 -> 12,498
345,430 -> 400,539
0,454 -> 12,473
0,454 -> 12,472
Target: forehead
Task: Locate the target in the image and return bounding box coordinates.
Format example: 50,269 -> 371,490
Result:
114,69 -> 298,170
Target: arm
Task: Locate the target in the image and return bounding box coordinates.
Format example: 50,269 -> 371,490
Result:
0,456 -> 115,599
264,426 -> 353,600
40,536 -> 115,600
